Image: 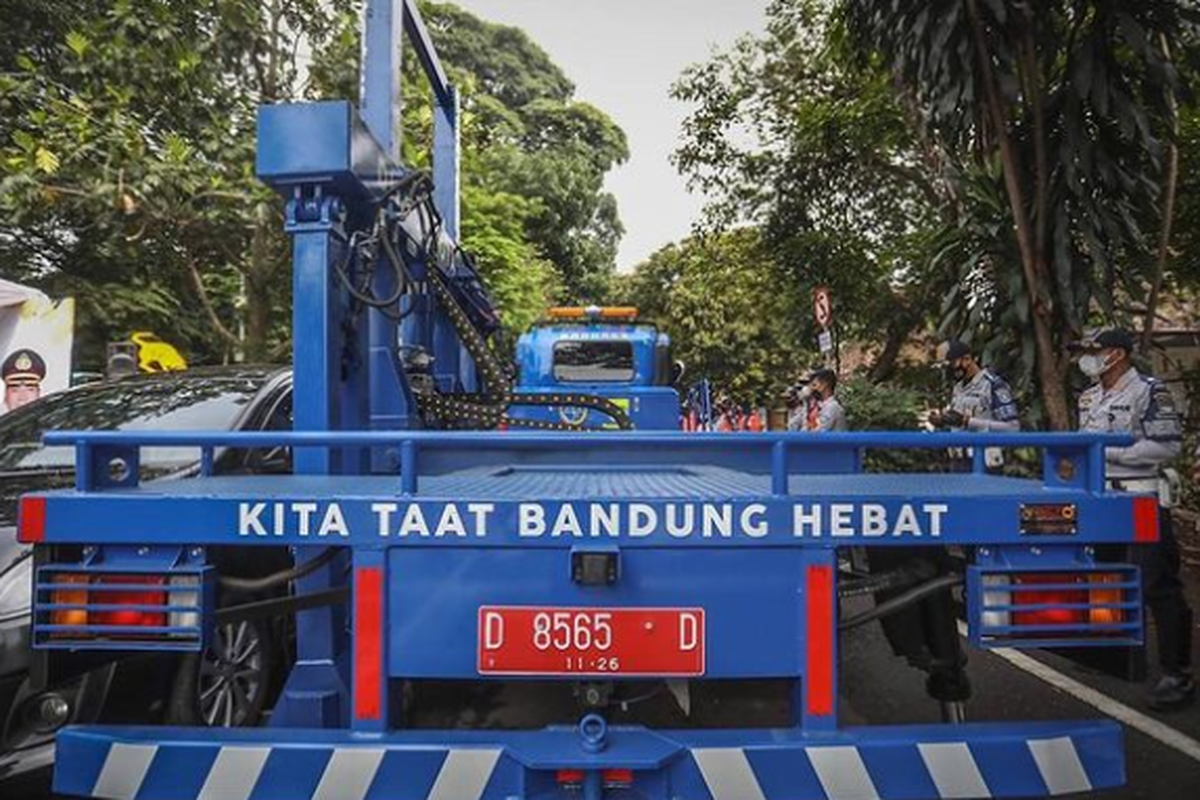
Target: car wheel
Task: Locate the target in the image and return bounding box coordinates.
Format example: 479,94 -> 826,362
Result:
168,619 -> 273,727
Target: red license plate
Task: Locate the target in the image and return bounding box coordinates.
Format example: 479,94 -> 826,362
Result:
478,606 -> 705,676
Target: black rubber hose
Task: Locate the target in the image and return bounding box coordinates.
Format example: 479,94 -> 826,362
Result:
218,547 -> 340,593
837,559 -> 937,599
839,574 -> 964,631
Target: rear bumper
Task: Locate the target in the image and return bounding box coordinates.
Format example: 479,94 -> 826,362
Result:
54,719 -> 1123,799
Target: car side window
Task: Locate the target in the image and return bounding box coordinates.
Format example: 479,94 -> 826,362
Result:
250,390 -> 293,474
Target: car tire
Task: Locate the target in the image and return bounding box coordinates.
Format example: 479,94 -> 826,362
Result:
167,619 -> 274,728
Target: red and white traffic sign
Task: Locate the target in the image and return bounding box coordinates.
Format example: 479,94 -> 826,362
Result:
813,287 -> 833,329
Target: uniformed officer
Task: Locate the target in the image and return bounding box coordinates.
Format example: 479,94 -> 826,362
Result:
787,368 -> 847,432
2,348 -> 46,413
1074,328 -> 1194,710
929,340 -> 1020,433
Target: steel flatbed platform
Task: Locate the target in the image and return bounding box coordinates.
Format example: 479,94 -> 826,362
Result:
50,469 -> 1070,500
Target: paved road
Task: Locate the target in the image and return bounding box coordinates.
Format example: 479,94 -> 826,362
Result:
6,566 -> 1199,799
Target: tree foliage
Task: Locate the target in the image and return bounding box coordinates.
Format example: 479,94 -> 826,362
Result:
653,0 -> 1200,428
0,0 -> 629,369
842,0 -> 1200,428
420,3 -> 629,302
0,0 -> 349,364
670,0 -> 953,382
624,229 -> 810,401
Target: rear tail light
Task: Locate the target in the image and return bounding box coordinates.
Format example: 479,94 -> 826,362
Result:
603,769 -> 634,788
93,575 -> 166,628
35,566 -> 211,652
1011,573 -> 1088,628
1087,573 -> 1124,625
50,574 -> 89,627
971,565 -> 1141,648
556,769 -> 584,787
553,770 -> 634,790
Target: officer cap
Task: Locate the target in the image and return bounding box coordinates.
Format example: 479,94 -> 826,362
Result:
2,348 -> 47,386
1070,328 -> 1134,354
808,368 -> 838,390
943,339 -> 972,362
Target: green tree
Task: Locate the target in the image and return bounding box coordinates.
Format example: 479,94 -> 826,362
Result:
421,3 -> 629,303
842,0 -> 1200,428
626,229 -> 810,401
672,0 -> 953,381
1,0 -> 626,366
1,0 -> 352,364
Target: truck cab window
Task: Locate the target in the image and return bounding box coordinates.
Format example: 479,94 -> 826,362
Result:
552,341 -> 634,383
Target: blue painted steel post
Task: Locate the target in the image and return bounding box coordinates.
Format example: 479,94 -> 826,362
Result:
276,189 -> 354,726
431,84 -> 467,392
433,85 -> 460,240
360,0 -> 401,161
361,0 -> 419,442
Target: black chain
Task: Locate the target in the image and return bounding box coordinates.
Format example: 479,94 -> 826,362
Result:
418,260 -> 632,430
379,185 -> 632,431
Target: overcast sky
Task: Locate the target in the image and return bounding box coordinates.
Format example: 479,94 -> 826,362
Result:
454,0 -> 769,270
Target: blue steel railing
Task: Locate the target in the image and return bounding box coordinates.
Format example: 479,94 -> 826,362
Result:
44,430 -> 1131,494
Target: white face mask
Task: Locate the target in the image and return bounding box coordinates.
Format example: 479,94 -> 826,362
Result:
1078,353 -> 1113,379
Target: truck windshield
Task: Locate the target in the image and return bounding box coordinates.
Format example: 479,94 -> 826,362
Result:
553,340 -> 635,383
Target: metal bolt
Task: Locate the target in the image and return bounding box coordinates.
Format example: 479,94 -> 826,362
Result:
137,546 -> 150,556
1030,546 -> 1042,556
978,548 -> 990,557
190,548 -> 204,559
82,546 -> 96,557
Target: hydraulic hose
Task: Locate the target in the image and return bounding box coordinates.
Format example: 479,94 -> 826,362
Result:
218,547 -> 341,593
839,573 -> 964,631
837,559 -> 937,599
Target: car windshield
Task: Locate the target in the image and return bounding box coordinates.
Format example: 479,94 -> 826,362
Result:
0,376 -> 262,473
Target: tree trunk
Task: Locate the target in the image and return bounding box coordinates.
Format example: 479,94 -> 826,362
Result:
1140,36 -> 1180,354
966,0 -> 1071,429
1141,139 -> 1178,353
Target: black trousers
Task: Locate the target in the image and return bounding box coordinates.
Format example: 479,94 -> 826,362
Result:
1139,512 -> 1194,675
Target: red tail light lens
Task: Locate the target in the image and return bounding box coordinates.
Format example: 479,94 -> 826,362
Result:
556,769 -> 584,786
93,575 -> 167,628
603,769 -> 634,787
1011,573 -> 1086,627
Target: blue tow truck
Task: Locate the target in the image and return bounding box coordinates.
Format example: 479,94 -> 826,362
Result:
509,306 -> 681,431
18,2 -> 1158,798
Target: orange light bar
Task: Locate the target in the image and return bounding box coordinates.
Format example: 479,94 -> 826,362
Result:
547,306 -> 639,320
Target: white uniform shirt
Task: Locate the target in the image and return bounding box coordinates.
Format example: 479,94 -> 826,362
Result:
788,396 -> 847,432
1077,366 -> 1181,478
949,369 -> 1020,432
